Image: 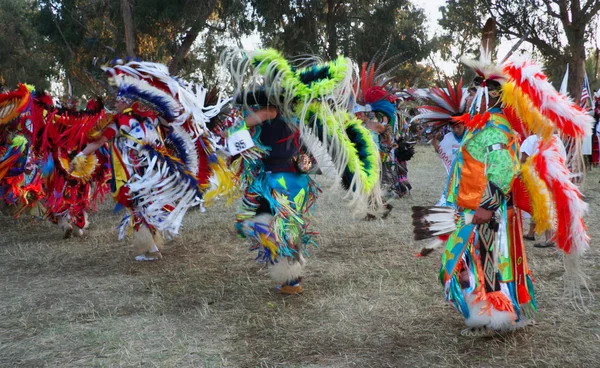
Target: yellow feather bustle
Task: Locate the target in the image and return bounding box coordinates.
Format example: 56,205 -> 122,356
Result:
203,156 -> 239,206
68,154 -> 99,183
520,157 -> 552,234
501,82 -> 554,140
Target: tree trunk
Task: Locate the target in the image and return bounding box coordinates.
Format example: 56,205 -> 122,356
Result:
561,0 -> 597,102
121,0 -> 136,57
594,48 -> 599,82
566,24 -> 586,102
568,48 -> 586,103
168,24 -> 201,75
326,0 -> 338,60
167,0 -> 218,75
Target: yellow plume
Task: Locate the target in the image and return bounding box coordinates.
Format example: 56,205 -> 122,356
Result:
203,156 -> 238,206
501,82 -> 554,140
520,158 -> 552,233
69,154 -> 98,183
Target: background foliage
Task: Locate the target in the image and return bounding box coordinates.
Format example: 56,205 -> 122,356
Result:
1,0 -> 598,97
438,0 -> 600,99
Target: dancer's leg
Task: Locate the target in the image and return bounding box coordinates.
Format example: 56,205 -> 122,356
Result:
134,225 -> 162,261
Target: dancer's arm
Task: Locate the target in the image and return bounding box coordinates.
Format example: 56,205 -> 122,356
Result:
69,135 -> 109,172
244,106 -> 278,128
70,124 -> 116,171
79,136 -> 109,157
221,107 -> 278,138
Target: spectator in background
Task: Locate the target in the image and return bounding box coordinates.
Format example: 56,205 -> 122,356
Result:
465,86 -> 477,111
593,90 -> 600,167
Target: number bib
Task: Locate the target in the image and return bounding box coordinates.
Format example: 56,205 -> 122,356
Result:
227,129 -> 255,155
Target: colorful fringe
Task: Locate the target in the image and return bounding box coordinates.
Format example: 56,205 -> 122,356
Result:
236,172 -> 320,263
441,206 -> 537,323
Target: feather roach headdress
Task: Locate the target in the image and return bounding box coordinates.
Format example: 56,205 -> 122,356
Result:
102,59 -> 230,137
411,79 -> 467,131
355,44 -> 400,124
460,18 -> 507,114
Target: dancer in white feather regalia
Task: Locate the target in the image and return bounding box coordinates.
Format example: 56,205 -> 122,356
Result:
72,60 -> 232,261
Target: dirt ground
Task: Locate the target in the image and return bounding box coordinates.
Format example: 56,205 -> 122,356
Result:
1,145 -> 600,368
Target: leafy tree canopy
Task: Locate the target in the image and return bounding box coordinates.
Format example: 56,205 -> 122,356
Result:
250,0 -> 435,86
3,0 -> 440,95
438,0 -> 600,99
0,0 -> 55,91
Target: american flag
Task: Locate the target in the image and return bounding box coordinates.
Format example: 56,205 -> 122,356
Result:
580,73 -> 593,110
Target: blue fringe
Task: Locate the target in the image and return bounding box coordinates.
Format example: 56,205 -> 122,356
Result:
42,155 -> 54,178
527,275 -> 537,310
507,281 -> 522,319
118,84 -> 177,120
447,275 -> 470,319
239,172 -> 318,264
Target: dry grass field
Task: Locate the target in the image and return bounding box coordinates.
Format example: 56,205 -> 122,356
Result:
2,145 -> 600,367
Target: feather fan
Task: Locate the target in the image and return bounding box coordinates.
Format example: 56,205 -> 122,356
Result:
411,206 -> 474,240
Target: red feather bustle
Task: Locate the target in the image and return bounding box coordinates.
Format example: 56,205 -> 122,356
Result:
0,84 -> 29,105
503,107 -> 529,141
531,141 -> 589,255
503,61 -> 592,139
364,86 -> 389,104
27,95 -> 111,227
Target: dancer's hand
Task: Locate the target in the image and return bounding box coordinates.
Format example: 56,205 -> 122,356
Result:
472,207 -> 493,224
69,152 -> 86,172
432,132 -> 443,151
